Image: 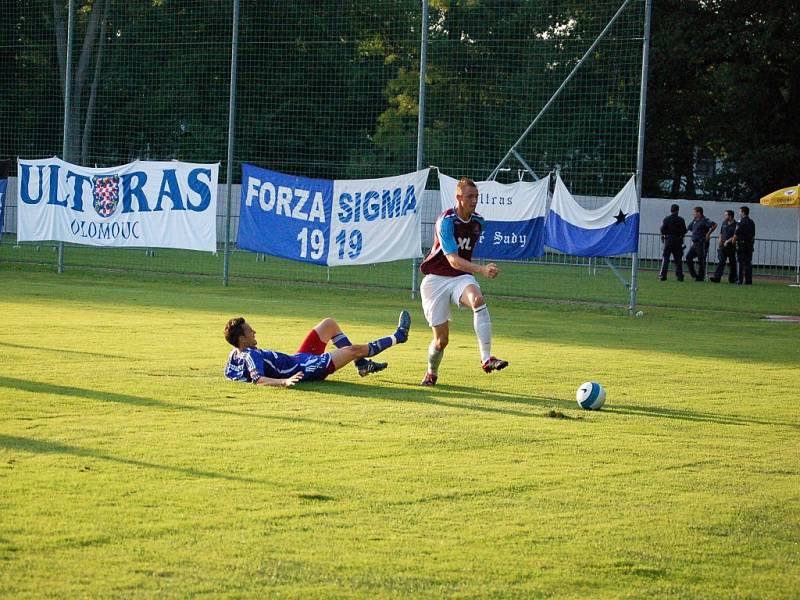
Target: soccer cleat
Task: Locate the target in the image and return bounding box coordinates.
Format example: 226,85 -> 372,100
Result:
358,359 -> 388,377
482,356 -> 509,373
420,372 -> 438,386
395,310 -> 411,343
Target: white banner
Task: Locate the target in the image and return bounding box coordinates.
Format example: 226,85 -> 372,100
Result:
437,173 -> 549,259
437,174 -> 548,222
328,169 -> 429,266
17,157 -> 218,251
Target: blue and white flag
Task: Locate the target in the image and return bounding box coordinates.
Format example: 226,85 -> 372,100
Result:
17,157 -> 219,251
238,164 -> 429,266
545,174 -> 639,256
438,173 -> 548,259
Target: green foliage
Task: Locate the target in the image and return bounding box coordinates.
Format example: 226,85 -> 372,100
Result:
3,1 -> 796,201
646,1 -> 800,200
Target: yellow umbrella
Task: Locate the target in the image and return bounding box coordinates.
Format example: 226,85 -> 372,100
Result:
760,185 -> 800,285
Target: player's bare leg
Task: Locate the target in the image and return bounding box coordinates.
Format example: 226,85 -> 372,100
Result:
314,317 -> 388,377
421,322 -> 448,386
459,284 -> 508,373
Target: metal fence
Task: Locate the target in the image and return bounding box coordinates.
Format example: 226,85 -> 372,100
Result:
2,0 -> 725,309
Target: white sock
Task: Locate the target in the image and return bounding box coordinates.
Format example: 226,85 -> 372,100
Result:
473,305 -> 492,363
428,340 -> 444,375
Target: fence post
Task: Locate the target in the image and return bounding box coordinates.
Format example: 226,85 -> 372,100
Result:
58,0 -> 75,274
412,0 -> 429,300
629,0 -> 652,314
223,0 -> 240,286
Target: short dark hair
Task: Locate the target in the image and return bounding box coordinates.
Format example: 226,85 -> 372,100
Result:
740,205 -> 750,216
693,206 -> 704,215
670,204 -> 680,213
224,317 -> 247,347
725,210 -> 734,219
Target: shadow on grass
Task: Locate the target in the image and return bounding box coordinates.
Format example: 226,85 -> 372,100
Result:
0,341 -> 135,360
0,433 -> 270,484
301,379 -> 574,419
303,380 -> 798,428
0,376 -> 333,428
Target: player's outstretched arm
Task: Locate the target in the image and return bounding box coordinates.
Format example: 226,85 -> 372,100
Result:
255,372 -> 304,388
444,252 -> 499,279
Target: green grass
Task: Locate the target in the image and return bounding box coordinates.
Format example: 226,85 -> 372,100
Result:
3,235 -> 799,315
0,269 -> 798,598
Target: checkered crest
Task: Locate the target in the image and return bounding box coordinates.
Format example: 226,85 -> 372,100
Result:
92,175 -> 120,218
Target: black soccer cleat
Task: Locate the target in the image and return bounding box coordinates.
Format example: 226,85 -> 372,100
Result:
395,310 -> 411,343
358,360 -> 388,377
482,356 -> 509,373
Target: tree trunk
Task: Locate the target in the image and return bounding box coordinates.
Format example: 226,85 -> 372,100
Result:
52,0 -> 66,101
82,0 -> 111,165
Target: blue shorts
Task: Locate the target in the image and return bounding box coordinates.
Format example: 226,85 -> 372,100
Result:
293,352 -> 335,382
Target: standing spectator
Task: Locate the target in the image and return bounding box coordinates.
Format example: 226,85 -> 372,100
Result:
709,210 -> 737,283
732,205 -> 756,285
659,203 -> 688,281
685,207 -> 717,282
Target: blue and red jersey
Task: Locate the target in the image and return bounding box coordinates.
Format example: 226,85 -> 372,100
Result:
420,208 -> 484,277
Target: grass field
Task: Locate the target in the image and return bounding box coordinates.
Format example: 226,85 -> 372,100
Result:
1,267 -> 798,598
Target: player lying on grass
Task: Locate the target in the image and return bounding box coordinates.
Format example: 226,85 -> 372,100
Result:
223,312 -> 411,387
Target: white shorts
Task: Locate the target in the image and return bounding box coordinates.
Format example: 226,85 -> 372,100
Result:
420,274 -> 480,327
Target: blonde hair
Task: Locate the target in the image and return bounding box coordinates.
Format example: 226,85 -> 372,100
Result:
456,177 -> 477,196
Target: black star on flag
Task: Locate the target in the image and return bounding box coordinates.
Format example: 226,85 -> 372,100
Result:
613,209 -> 627,224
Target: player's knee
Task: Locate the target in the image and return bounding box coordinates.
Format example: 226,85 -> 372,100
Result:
471,295 -> 486,309
434,334 -> 449,350
315,317 -> 339,338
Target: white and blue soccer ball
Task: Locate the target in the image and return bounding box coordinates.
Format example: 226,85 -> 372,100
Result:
576,381 -> 606,410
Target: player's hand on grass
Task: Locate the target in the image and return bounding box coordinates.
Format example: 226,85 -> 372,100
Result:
284,372 -> 304,387
484,262 -> 499,279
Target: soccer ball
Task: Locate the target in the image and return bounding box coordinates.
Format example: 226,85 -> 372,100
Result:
576,381 -> 606,410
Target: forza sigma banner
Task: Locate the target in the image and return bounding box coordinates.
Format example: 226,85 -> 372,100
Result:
238,164 -> 430,266
438,173 -> 548,259
17,157 -> 218,251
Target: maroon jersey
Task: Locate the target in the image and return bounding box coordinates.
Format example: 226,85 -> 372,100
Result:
420,208 -> 485,277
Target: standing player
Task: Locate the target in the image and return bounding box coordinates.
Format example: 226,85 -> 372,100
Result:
224,312 -> 410,387
418,177 -> 508,387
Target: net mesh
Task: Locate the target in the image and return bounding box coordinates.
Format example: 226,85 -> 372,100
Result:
0,0 -> 671,304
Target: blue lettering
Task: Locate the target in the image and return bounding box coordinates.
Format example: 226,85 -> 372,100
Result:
19,164 -> 46,205
186,168 -> 212,212
353,192 -> 362,223
154,169 -> 185,212
381,188 -> 401,219
401,185 -> 417,216
363,190 -> 380,222
121,172 -> 151,213
65,171 -> 91,212
338,192 -> 353,224
45,165 -> 65,207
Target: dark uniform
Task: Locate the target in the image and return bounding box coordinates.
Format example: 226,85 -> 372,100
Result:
710,220 -> 737,283
734,215 -> 756,284
420,208 -> 484,277
685,216 -> 716,281
659,213 -> 688,280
